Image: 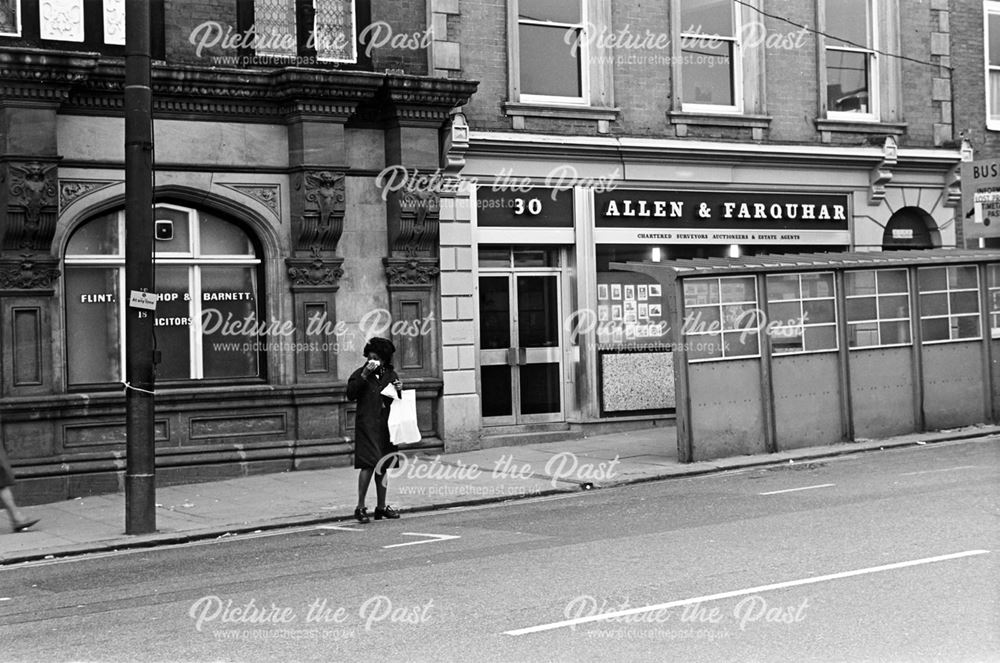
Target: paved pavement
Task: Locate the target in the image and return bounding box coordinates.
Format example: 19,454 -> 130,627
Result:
2,422 -> 998,565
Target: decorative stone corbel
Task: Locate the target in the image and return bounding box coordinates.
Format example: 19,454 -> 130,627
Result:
868,136 -> 897,206
392,190 -> 440,256
0,253 -> 61,291
442,110 -> 469,175
944,136 -> 974,209
293,170 -> 345,253
4,161 -> 59,252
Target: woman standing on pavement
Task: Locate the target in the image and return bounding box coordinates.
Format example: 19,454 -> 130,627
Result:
346,337 -> 402,523
1,444 -> 39,533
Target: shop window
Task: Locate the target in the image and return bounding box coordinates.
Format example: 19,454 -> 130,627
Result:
917,266 -> 981,343
237,0 -> 362,64
765,272 -> 838,354
987,1 -> 1000,130
64,204 -> 264,386
988,264 -> 1000,338
679,0 -> 742,111
844,269 -> 911,348
683,276 -> 759,361
0,0 -> 163,55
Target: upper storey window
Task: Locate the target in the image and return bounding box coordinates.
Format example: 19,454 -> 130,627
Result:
679,0 -> 742,112
517,0 -> 587,104
824,0 -> 877,119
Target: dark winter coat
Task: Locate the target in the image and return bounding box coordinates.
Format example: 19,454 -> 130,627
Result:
346,363 -> 400,470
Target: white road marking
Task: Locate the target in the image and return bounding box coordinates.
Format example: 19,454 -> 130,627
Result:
382,532 -> 460,549
503,549 -> 990,636
315,525 -> 363,531
898,465 -> 980,477
759,483 -> 835,495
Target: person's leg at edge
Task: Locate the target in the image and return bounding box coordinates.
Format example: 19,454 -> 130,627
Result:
1,487 -> 27,527
375,472 -> 387,510
357,468 -> 374,510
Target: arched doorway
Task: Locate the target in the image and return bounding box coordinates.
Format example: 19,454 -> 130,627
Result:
882,207 -> 940,250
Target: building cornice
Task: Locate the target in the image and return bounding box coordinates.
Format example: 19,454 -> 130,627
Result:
467,131 -> 964,172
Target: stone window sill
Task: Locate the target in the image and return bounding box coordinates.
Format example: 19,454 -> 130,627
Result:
666,111 -> 772,140
814,118 -> 907,143
502,102 -> 620,133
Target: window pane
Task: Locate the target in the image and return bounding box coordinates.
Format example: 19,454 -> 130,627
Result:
680,0 -> 733,36
955,316 -> 981,339
879,321 -> 910,345
921,317 -> 950,342
827,50 -> 870,113
845,270 -> 876,296
950,291 -> 980,315
878,294 -> 909,319
989,264 -> 1000,289
877,269 -> 908,294
721,277 -> 755,303
519,0 -> 580,24
688,333 -> 722,360
766,274 -> 799,301
724,330 -> 758,357
920,292 -> 948,317
918,267 -> 947,292
992,71 -> 1000,122
949,266 -> 979,290
686,306 -> 720,330
685,279 -> 720,305
682,40 -> 734,106
201,266 -> 261,379
478,247 -> 510,268
770,328 -> 802,354
479,277 -> 511,350
801,273 -> 834,298
253,0 -> 297,57
200,212 -> 254,256
65,267 -> 121,385
768,300 -> 799,324
991,12 -> 1000,66
804,325 -> 837,351
67,211 -> 120,256
154,266 -> 192,380
848,322 -> 879,348
846,296 -> 877,321
519,24 -> 582,97
825,0 -> 869,47
153,206 -> 191,254
803,299 -> 835,325
481,365 -> 512,417
722,304 -> 756,331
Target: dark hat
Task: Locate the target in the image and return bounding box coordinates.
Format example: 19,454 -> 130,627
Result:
363,337 -> 396,362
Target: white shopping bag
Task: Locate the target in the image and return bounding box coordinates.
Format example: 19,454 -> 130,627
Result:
387,389 -> 422,445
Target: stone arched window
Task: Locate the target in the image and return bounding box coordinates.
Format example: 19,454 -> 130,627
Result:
64,203 -> 264,386
882,207 -> 941,251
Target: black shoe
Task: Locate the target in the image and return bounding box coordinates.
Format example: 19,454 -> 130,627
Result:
13,518 -> 39,532
374,505 -> 399,520
354,507 -> 370,524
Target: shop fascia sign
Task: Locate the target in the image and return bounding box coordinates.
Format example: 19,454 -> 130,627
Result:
594,190 -> 851,245
961,158 -> 1000,243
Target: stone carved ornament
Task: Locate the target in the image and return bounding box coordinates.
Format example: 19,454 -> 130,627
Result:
6,162 -> 58,251
0,253 -> 61,290
286,247 -> 344,288
296,171 -> 345,252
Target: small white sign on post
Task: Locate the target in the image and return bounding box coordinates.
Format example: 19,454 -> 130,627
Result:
128,290 -> 157,311
961,158 -> 1000,245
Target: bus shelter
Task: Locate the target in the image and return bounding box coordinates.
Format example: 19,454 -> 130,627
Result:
611,249 -> 1000,462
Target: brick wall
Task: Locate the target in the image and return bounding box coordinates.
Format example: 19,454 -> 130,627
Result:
952,0 -> 1000,158
455,0 -> 951,148
165,0 -> 238,64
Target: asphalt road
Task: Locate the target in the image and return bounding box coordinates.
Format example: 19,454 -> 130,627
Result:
1,438 -> 997,663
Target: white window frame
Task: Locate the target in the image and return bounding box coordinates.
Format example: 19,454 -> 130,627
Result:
683,275 -> 761,363
917,266 -> 982,345
986,263 -> 1000,337
766,272 -> 839,356
0,0 -> 21,37
678,0 -> 743,114
64,204 -> 262,383
514,0 -> 590,106
823,0 -> 879,121
844,269 -> 913,349
985,1 -> 1000,131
